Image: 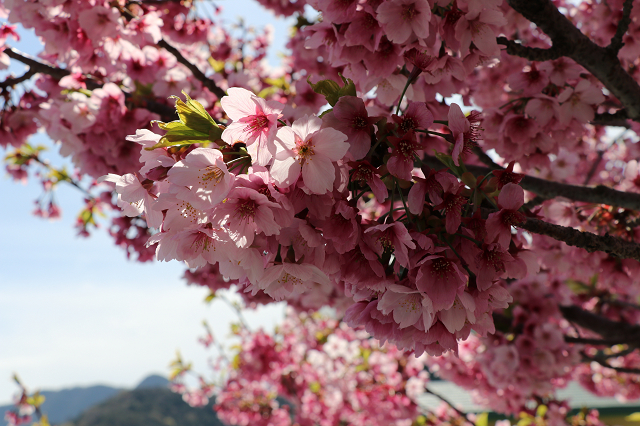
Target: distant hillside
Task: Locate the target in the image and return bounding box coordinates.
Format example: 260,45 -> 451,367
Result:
1,385 -> 122,426
0,375 -> 170,426
63,387 -> 225,426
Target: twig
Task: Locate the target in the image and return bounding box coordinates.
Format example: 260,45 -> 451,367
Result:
506,0 -> 640,122
583,150 -> 604,186
424,388 -> 474,424
0,68 -> 37,91
607,0 -> 634,54
560,305 -> 640,346
520,217 -> 640,262
581,351 -> 640,374
422,153 -> 640,212
158,38 -> 226,99
565,336 -> 634,345
496,37 -> 564,61
4,46 -> 176,121
217,293 -> 251,331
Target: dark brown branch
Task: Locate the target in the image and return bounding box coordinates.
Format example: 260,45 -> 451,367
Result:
496,37 -> 564,61
607,0 -> 634,54
506,0 -> 640,122
592,110 -> 630,127
4,46 -> 176,121
158,38 -> 226,100
4,47 -> 70,80
423,153 -> 640,212
565,336 -> 633,345
0,68 -> 37,90
582,351 -> 640,374
560,305 -> 640,345
520,217 -> 640,261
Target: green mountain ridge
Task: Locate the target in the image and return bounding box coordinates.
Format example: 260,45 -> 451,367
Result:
61,387 -> 225,426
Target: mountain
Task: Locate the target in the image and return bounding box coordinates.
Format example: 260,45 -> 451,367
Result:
1,384 -> 122,426
0,374 -> 173,426
62,387 -> 225,426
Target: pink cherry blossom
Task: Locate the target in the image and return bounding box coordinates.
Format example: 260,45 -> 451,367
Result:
322,96 -> 378,160
376,0 -> 431,44
271,114 -> 348,194
220,87 -> 284,165
167,148 -> 235,211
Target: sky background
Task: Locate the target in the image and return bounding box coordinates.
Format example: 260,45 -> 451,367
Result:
0,0 -> 297,404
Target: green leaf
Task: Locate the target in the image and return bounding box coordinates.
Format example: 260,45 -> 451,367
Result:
625,412 -> 640,422
475,412 -> 489,426
147,91 -> 222,151
433,151 -> 467,177
204,292 -> 217,303
309,381 -> 321,394
307,74 -> 356,107
27,393 -> 45,407
535,404 -> 548,418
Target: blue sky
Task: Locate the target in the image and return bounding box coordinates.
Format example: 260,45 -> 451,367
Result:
0,0 -> 296,403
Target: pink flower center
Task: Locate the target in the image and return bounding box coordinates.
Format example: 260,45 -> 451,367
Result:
401,3 -> 419,21
353,164 -> 373,183
378,234 -> 394,253
501,210 -> 525,226
399,295 -> 420,312
199,166 -> 224,187
352,116 -> 368,129
397,139 -> 415,160
191,232 -> 212,253
430,258 -> 453,279
235,199 -> 258,220
296,140 -> 315,162
248,114 -> 269,133
278,272 -> 303,286
399,117 -> 417,133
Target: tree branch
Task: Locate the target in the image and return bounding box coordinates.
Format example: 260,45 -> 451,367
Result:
0,68 -> 37,91
560,305 -> 640,346
520,217 -> 640,261
422,153 -> 640,212
4,46 -> 176,121
424,388 -> 473,424
496,37 -> 564,61
506,0 -> 640,122
607,0 -> 634,54
581,351 -> 640,374
565,336 -> 633,345
157,38 -> 226,100
592,110 -> 629,127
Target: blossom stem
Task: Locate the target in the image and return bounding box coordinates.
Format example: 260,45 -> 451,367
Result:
396,180 -> 416,226
415,129 -> 450,138
394,75 -> 415,115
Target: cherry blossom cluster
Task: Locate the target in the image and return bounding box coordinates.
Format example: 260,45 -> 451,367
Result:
3,0 -> 640,421
102,85 -> 536,357
172,308 -> 429,426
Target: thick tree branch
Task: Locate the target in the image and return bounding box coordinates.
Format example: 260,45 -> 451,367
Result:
560,305 -> 640,345
422,153 -> 640,212
592,110 -> 630,127
608,0 -> 634,54
506,0 -> 640,122
496,37 -> 564,61
520,217 -> 640,261
157,38 -> 226,100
